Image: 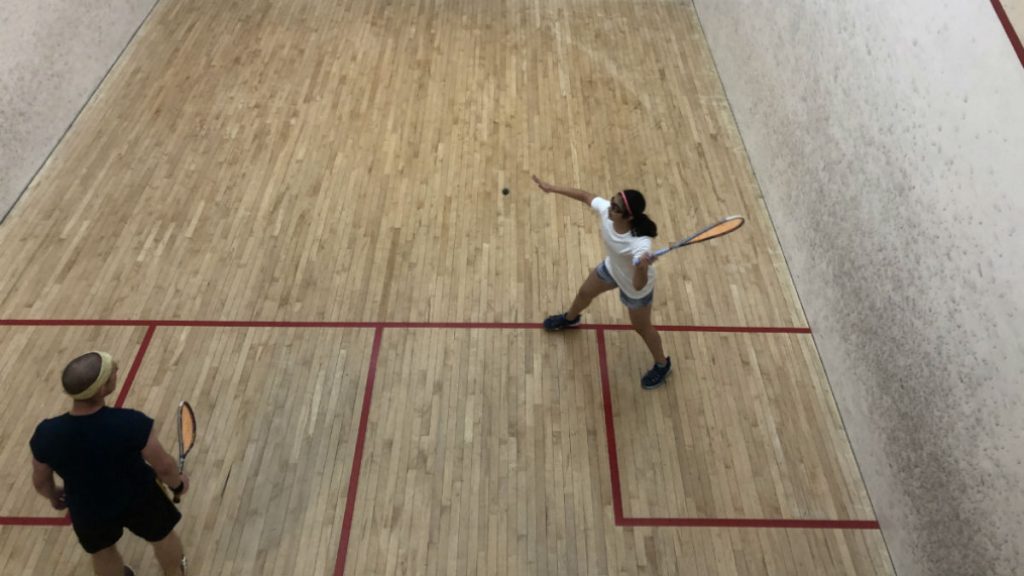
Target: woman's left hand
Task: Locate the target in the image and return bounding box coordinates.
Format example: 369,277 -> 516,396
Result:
531,175 -> 553,193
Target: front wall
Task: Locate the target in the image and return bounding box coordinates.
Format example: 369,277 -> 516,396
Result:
691,1 -> 1024,574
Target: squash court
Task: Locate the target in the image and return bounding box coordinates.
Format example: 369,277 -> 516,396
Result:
0,0 -> 897,573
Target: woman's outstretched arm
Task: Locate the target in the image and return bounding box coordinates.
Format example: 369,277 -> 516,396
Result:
532,175 -> 597,206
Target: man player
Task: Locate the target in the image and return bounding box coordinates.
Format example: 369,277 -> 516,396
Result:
30,351 -> 189,576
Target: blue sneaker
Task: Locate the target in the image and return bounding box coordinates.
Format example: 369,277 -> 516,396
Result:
543,313 -> 582,331
641,357 -> 671,390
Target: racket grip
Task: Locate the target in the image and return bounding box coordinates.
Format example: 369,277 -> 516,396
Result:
171,466 -> 185,503
171,481 -> 184,503
632,248 -> 668,266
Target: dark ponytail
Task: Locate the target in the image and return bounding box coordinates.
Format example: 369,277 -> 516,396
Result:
622,189 -> 658,238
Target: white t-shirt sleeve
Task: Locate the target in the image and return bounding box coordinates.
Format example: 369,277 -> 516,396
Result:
630,237 -> 653,260
591,197 -> 610,216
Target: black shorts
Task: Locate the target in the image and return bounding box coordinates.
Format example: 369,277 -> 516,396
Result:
71,480 -> 182,554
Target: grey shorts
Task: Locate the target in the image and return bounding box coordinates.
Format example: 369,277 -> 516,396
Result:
596,261 -> 654,310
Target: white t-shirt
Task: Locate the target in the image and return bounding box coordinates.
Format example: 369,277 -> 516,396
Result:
591,197 -> 655,299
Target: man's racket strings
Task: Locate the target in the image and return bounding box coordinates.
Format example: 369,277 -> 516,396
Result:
635,215 -> 745,263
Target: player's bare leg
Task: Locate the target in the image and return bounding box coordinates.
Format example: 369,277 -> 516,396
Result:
152,531 -> 186,575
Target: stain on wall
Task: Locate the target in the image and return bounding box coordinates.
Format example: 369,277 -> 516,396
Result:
691,1 -> 1024,575
0,0 -> 158,220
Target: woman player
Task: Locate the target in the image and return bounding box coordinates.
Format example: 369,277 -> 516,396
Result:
533,175 -> 671,390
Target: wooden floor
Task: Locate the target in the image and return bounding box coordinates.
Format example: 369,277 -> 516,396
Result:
0,0 -> 893,574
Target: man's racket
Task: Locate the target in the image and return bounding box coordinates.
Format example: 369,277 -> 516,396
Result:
635,215 -> 745,263
173,401 -> 197,504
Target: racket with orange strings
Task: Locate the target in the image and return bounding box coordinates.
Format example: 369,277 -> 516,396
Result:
172,401 -> 196,504
164,401 -> 197,575
634,215 -> 745,264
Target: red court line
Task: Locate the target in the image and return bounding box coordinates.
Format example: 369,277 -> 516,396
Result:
114,325 -> 157,408
597,329 -> 879,530
333,326 -> 384,576
0,318 -> 810,334
0,516 -> 71,524
592,323 -> 811,334
991,0 -> 1024,68
619,517 -> 880,530
596,330 -> 625,524
0,516 -> 70,526
0,319 -> 377,328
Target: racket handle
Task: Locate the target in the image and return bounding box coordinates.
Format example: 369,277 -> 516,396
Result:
172,460 -> 186,503
632,247 -> 670,266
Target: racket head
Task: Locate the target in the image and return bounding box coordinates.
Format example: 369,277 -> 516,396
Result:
177,401 -> 197,463
676,215 -> 745,248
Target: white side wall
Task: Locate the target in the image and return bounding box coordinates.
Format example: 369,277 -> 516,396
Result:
0,0 -> 157,220
691,1 -> 1024,575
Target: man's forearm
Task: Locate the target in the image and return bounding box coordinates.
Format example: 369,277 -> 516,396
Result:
154,462 -> 182,488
